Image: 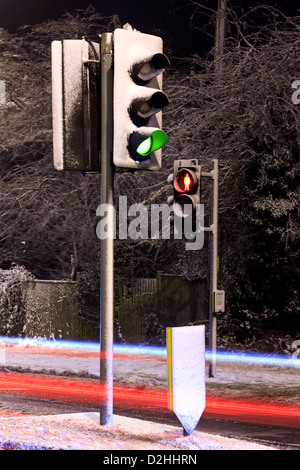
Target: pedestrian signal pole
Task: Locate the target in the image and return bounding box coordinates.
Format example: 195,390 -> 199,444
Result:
202,160 -> 225,377
208,159 -> 218,378
99,32 -> 114,426
52,27 -> 170,428
99,26 -> 170,425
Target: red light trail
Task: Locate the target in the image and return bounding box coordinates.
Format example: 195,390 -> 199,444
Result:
3,344 -> 164,363
0,372 -> 298,429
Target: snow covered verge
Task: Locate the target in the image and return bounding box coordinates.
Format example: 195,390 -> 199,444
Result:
0,412 -> 278,450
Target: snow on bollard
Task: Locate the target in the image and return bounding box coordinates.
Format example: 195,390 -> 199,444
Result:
167,325 -> 206,436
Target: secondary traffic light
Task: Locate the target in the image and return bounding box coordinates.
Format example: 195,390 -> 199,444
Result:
173,160 -> 201,218
113,27 -> 170,170
51,39 -> 101,172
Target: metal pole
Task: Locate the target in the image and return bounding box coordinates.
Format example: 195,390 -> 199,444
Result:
100,32 -> 114,426
209,159 -> 218,377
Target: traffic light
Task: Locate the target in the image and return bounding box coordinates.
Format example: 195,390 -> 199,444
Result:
51,39 -> 101,172
113,27 -> 170,170
173,160 -> 201,218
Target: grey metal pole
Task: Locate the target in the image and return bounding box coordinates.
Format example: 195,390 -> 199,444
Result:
209,159 -> 218,378
100,32 -> 114,426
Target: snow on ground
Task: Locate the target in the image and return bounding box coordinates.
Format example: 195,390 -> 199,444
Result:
0,412 -> 277,450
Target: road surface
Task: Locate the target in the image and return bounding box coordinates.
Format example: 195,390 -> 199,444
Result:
0,371 -> 298,450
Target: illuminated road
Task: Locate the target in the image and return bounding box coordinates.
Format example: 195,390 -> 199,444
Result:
0,338 -> 299,448
0,371 -> 299,449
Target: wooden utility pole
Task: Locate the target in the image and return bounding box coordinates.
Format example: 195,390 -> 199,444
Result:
208,1 -> 227,378
215,0 -> 227,76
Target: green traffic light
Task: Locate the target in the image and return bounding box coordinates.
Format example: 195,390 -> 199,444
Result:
136,130 -> 169,157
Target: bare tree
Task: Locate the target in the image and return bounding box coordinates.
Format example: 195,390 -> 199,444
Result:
0,9 -> 118,279
0,4 -> 299,341
163,3 -> 300,337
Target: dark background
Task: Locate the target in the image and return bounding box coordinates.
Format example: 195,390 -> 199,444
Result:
0,0 -> 299,55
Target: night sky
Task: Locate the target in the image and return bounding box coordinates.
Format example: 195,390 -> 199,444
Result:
0,0 -> 299,33
0,0 -> 176,32
0,0 -> 299,56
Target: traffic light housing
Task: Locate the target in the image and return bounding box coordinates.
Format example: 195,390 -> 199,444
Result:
173,160 -> 201,218
113,27 -> 170,170
51,39 -> 101,172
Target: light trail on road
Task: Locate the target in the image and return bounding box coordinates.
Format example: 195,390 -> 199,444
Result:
0,372 -> 298,428
1,336 -> 299,368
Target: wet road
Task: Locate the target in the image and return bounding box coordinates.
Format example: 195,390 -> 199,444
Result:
0,373 -> 298,450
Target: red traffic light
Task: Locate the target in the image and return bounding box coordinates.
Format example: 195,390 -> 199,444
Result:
172,161 -> 201,218
174,169 -> 198,194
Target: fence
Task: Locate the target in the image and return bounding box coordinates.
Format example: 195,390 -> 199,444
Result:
23,274 -> 207,344
115,273 -> 207,343
115,278 -> 157,343
24,280 -> 93,341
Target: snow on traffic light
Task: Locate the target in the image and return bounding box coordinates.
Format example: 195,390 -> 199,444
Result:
113,26 -> 169,170
51,39 -> 101,172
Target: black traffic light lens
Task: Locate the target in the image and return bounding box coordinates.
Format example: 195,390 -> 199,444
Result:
174,169 -> 198,194
173,194 -> 194,218
131,53 -> 170,84
129,92 -> 169,126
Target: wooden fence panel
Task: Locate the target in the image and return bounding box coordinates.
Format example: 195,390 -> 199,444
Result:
24,280 -> 94,341
24,275 -> 207,344
115,274 -> 207,343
